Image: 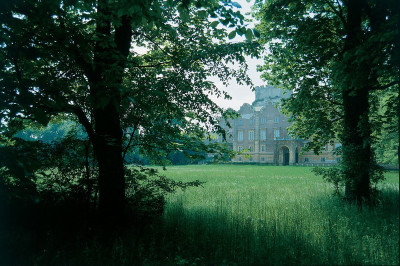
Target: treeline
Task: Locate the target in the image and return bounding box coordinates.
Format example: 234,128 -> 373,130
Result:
13,121 -> 208,165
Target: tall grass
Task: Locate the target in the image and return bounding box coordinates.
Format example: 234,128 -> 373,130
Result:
153,165 -> 399,265
1,165 -> 398,265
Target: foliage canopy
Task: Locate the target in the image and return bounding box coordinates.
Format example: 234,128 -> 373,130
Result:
254,0 -> 399,203
0,0 -> 260,222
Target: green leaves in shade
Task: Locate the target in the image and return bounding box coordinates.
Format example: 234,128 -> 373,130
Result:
228,28 -> 259,40
245,28 -> 253,40
253,29 -> 260,38
228,30 -> 236,39
210,20 -> 219,28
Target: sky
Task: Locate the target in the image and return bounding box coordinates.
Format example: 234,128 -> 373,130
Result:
209,0 -> 265,110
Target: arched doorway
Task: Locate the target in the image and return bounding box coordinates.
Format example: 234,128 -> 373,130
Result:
281,146 -> 289,165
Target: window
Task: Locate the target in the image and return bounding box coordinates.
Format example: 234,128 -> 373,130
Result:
249,119 -> 254,125
261,157 -> 265,161
238,146 -> 243,152
238,119 -> 243,126
261,117 -> 266,124
305,157 -> 309,162
261,130 -> 266,140
274,129 -> 280,138
335,144 -> 342,149
274,117 -> 279,123
250,157 -> 253,161
249,130 -> 254,140
239,157 -> 242,161
336,157 -> 341,162
261,145 -> 265,152
321,157 -> 325,162
249,146 -> 254,152
238,131 -> 243,141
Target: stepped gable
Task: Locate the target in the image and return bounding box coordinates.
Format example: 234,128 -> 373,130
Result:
238,103 -> 254,118
252,85 -> 291,107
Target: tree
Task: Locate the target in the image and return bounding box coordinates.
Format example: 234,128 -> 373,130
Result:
0,0 -> 259,224
254,0 -> 399,204
372,87 -> 399,166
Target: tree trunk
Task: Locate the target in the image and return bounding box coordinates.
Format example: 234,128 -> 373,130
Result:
90,0 -> 132,225
341,0 -> 372,205
94,100 -> 125,225
342,89 -> 371,204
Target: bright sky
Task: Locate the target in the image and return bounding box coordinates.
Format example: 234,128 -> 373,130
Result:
209,0 -> 265,111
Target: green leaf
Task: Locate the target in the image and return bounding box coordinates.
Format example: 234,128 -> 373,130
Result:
117,9 -> 124,17
180,9 -> 190,22
228,30 -> 236,39
253,29 -> 261,38
221,19 -> 229,26
128,6 -> 139,16
236,27 -> 245,36
210,20 -> 219,28
245,28 -> 253,40
198,10 -> 207,19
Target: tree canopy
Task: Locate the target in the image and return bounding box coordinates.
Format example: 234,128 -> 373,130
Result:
0,0 -> 260,223
254,0 -> 399,204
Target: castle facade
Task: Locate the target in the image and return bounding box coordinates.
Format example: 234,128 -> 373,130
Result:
218,85 -> 340,165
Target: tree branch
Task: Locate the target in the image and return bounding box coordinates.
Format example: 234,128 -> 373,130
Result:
114,15 -> 133,58
122,111 -> 144,161
56,10 -> 95,81
127,61 -> 171,68
324,0 -> 346,26
329,115 -> 344,122
133,30 -> 174,59
369,80 -> 398,91
326,97 -> 344,106
69,105 -> 96,145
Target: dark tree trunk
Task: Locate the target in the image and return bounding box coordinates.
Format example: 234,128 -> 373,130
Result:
342,88 -> 371,204
90,0 -> 132,225
341,0 -> 372,205
93,100 -> 125,225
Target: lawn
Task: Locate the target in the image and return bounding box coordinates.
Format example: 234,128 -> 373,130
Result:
152,165 -> 399,265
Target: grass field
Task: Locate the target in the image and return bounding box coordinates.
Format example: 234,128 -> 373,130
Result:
147,165 -> 399,265
2,165 -> 398,265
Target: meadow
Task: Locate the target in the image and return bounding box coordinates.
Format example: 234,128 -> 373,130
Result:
1,165 -> 398,265
147,165 -> 399,265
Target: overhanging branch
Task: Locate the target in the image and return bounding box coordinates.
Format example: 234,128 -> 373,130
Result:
324,0 -> 346,26
369,80 -> 398,91
69,105 -> 96,144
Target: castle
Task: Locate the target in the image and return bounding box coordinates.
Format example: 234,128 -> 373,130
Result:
216,85 -> 340,165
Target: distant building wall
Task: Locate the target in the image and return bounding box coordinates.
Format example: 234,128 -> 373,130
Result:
217,85 -> 341,165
